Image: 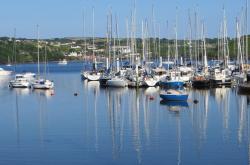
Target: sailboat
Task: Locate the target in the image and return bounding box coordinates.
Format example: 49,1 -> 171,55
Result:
192,22 -> 210,88
160,17 -> 184,89
106,14 -> 128,88
83,7 -> 101,81
31,25 -> 54,90
142,21 -> 159,87
209,8 -> 232,86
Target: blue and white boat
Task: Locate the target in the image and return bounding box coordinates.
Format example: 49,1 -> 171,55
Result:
160,71 -> 184,89
160,89 -> 188,101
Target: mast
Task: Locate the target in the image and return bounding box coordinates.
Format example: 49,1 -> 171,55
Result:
37,25 -> 40,78
202,22 -> 208,74
44,44 -> 47,79
167,21 -> 170,71
142,20 -> 145,64
188,10 -> 192,67
194,10 -> 198,69
175,7 -> 178,66
246,0 -> 248,67
158,24 -> 161,64
126,17 -> 129,62
92,7 -> 96,70
222,7 -> 229,68
13,28 -> 16,72
115,14 -> 119,72
83,8 -> 86,62
236,19 -> 244,72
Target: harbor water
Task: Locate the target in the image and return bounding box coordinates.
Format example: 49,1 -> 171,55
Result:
0,62 -> 249,164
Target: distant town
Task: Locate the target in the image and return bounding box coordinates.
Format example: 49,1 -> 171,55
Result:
0,36 -> 249,64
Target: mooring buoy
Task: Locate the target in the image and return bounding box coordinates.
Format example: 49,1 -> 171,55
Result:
193,99 -> 199,104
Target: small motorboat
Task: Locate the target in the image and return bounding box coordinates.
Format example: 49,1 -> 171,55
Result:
160,89 -> 188,101
9,74 -> 32,88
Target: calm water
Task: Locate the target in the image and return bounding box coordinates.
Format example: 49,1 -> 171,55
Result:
0,63 -> 249,165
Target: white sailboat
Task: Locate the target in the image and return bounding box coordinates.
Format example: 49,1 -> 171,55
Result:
84,7 -> 101,81
32,25 -> 54,90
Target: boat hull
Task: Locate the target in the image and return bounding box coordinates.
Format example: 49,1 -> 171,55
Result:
160,81 -> 184,89
160,93 -> 188,101
144,78 -> 158,87
210,79 -> 231,86
86,73 -> 101,81
9,81 -> 30,88
107,79 -> 128,87
192,80 -> 210,88
238,84 -> 250,94
32,80 -> 54,90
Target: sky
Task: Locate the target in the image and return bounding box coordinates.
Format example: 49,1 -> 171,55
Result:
0,0 -> 248,39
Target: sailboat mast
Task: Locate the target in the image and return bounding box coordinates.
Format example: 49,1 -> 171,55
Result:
83,9 -> 86,62
175,7 -> 178,66
246,0 -> 248,66
188,10 -> 192,67
166,21 -> 170,71
142,20 -> 145,64
92,7 -> 96,70
37,25 -> 40,78
44,45 -> 47,79
13,28 -> 16,72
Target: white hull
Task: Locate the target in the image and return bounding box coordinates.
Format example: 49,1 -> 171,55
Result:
32,79 -> 54,90
86,72 -> 101,81
107,78 -> 128,87
144,78 -> 158,87
9,80 -> 30,88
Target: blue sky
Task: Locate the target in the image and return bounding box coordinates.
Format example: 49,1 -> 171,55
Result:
0,0 -> 248,39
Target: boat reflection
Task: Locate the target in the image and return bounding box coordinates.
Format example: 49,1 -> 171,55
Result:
10,88 -> 30,96
160,100 -> 189,107
160,100 -> 189,112
144,87 -> 159,95
33,89 -> 54,98
0,76 -> 11,88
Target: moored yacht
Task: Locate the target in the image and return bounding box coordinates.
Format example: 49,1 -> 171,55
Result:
32,79 -> 54,89
209,68 -> 232,86
106,76 -> 128,87
9,73 -> 33,88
